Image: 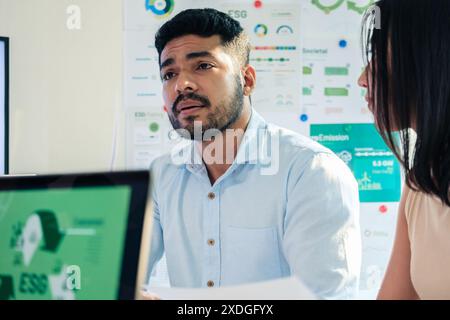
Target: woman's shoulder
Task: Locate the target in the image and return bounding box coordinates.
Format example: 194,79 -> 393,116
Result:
404,184 -> 450,222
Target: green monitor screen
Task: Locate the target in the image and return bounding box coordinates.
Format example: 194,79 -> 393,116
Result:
0,171 -> 150,300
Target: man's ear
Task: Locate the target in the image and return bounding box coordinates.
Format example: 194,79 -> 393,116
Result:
241,64 -> 256,96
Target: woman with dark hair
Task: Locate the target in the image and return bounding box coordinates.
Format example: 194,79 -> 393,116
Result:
358,0 -> 450,299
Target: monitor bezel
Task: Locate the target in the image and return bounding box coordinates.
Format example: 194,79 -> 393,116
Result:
0,170 -> 150,300
0,36 -> 9,174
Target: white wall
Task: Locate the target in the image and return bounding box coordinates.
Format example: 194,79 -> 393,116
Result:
0,0 -> 125,174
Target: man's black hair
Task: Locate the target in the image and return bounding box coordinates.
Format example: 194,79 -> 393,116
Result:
155,8 -> 250,67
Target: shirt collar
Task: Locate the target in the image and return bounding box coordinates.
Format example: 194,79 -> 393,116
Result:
234,110 -> 268,164
169,109 -> 268,169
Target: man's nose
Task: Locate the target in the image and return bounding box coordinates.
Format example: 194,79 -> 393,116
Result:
175,73 -> 198,94
358,68 -> 368,88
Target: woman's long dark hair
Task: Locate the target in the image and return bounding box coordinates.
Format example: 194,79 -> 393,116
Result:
362,0 -> 450,206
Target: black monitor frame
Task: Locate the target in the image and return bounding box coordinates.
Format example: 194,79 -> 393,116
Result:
0,36 -> 9,174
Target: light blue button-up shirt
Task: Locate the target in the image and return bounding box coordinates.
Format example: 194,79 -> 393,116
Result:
148,110 -> 361,299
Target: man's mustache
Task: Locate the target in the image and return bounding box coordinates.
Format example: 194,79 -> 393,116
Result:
172,93 -> 211,113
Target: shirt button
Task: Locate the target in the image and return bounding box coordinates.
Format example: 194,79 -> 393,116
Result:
207,239 -> 215,246
207,192 -> 215,200
207,280 -> 215,287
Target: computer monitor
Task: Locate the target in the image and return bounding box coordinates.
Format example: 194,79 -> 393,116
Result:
0,171 -> 152,300
0,37 -> 8,174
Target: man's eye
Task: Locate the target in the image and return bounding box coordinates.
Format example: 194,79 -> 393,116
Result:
197,63 -> 213,70
162,72 -> 175,81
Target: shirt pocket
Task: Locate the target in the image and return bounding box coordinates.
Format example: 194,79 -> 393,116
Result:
221,226 -> 282,286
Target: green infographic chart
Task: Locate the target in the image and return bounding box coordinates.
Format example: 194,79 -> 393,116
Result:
0,187 -> 131,300
310,123 -> 401,202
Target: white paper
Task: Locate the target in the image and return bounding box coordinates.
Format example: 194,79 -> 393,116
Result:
145,276 -> 316,300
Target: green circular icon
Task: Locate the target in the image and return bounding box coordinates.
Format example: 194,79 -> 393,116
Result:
311,0 -> 345,14
149,122 -> 160,133
347,1 -> 375,15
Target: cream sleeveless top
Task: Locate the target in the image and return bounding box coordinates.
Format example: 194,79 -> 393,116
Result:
405,189 -> 450,299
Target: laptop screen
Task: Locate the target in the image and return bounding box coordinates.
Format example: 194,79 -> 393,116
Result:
0,171 -> 151,300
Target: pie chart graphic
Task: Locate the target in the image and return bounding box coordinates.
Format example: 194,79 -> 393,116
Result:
254,24 -> 268,37
146,0 -> 175,17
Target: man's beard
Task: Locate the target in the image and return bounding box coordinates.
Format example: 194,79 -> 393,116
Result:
168,75 -> 244,140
